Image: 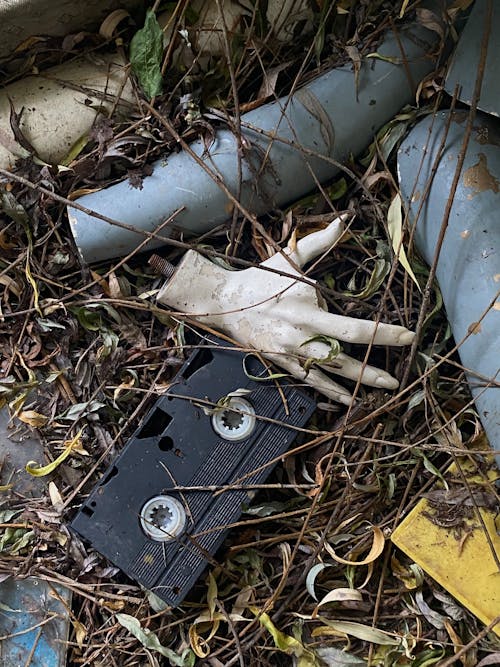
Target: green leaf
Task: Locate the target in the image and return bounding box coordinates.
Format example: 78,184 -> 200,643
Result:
26,429 -> 86,477
317,618 -> 401,646
412,648 -> 447,667
315,647 -> 365,666
60,133 -> 90,166
0,509 -> 22,523
306,562 -> 333,601
7,530 -> 35,554
73,306 -> 102,332
379,119 -> 411,161
130,10 -> 164,98
414,449 -> 449,489
97,329 -> 119,360
251,608 -> 320,666
116,613 -> 195,666
0,190 -> 30,227
300,335 -> 342,375
344,257 -> 390,299
146,589 -> 170,613
327,177 -> 348,201
72,304 -> 121,336
59,400 -> 105,422
407,388 -> 426,411
244,501 -> 289,517
242,356 -> 289,382
36,318 -> 67,332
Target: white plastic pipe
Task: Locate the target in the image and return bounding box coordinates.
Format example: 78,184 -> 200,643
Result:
69,16 -> 445,263
0,0 -> 139,59
0,54 -> 134,169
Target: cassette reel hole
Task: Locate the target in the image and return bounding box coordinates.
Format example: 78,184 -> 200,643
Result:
158,436 -> 173,451
140,495 -> 186,542
212,397 -> 256,441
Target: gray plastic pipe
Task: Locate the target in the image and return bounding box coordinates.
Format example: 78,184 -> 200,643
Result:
398,110 -> 500,467
69,17 -> 444,263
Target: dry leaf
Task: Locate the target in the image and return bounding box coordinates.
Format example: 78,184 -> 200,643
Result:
387,194 -> 421,291
325,526 -> 385,566
313,588 -> 363,617
17,410 -> 48,427
48,481 -> 64,511
312,618 -> 400,646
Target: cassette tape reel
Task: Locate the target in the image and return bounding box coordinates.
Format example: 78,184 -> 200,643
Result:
70,338 -> 315,607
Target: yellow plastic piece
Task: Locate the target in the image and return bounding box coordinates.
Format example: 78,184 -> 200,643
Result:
392,460 -> 500,636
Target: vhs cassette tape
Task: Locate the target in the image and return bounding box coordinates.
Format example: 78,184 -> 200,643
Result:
70,338 -> 315,607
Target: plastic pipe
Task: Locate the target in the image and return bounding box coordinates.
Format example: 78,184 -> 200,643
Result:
69,17 -> 445,263
398,110 -> 500,466
0,54 -> 134,169
0,0 -> 139,59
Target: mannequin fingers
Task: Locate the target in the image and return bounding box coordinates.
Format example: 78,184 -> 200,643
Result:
320,352 -> 399,389
298,340 -> 400,388
289,214 -> 347,268
312,311 -> 415,346
265,353 -> 353,405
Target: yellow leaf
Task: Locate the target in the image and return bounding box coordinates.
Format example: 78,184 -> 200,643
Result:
90,269 -> 109,294
73,620 -> 87,648
102,599 -> 125,611
325,526 -> 385,566
391,555 -> 424,590
26,429 -> 85,477
250,607 -> 319,665
387,194 -> 421,291
399,0 -> 411,18
189,615 -> 221,658
311,626 -> 349,639
25,252 -> 41,314
68,187 -> 101,200
9,392 -> 28,415
207,571 -> 217,620
113,375 -> 136,404
17,410 -> 48,427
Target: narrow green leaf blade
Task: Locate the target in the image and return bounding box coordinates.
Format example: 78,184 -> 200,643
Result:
116,613 -> 194,666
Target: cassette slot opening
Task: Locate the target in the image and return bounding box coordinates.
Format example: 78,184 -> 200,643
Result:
100,465 -> 118,486
181,347 -> 214,380
137,408 -> 172,439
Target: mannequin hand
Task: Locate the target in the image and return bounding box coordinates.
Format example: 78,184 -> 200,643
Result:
155,216 -> 414,404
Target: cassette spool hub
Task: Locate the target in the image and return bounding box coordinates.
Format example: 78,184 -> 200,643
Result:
211,397 -> 256,441
140,495 -> 186,542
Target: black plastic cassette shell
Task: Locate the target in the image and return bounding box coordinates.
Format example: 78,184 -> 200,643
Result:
71,339 -> 316,607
